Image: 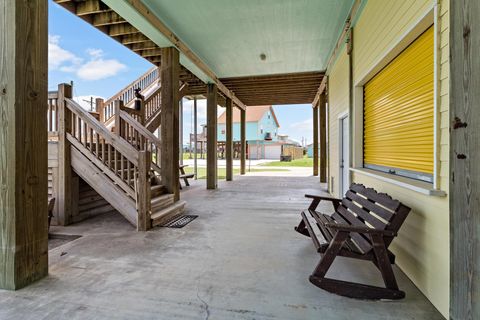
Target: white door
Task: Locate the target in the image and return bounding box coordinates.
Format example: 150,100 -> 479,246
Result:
340,116 -> 350,196
264,145 -> 281,160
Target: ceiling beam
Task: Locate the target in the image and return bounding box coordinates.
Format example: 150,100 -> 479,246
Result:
312,0 -> 362,106
93,11 -> 126,27
124,0 -> 246,111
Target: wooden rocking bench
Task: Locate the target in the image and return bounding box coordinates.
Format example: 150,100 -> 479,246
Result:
295,183 -> 411,300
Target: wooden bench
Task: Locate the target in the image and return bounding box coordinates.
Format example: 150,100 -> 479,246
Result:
295,183 -> 411,300
179,164 -> 194,189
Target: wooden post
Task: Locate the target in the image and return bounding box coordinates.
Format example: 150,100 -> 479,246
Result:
57,83 -> 76,226
450,1 -> 480,318
319,92 -> 327,183
96,98 -> 105,122
240,108 -> 246,175
313,104 -> 319,176
137,150 -> 151,231
206,84 -> 218,189
194,97 -> 198,179
114,100 -> 123,137
179,98 -> 184,165
226,98 -> 233,181
0,0 -> 48,289
160,47 -> 180,200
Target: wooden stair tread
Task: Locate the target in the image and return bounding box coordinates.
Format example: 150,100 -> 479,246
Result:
151,200 -> 186,227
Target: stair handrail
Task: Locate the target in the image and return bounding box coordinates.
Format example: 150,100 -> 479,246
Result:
101,66 -> 159,123
66,98 -> 140,166
115,101 -> 162,174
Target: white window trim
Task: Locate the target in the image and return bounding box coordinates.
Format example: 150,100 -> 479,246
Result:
351,4 -> 445,195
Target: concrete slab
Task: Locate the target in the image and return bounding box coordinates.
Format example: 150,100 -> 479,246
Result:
0,176 -> 444,320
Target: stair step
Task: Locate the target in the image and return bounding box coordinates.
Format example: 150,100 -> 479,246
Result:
150,184 -> 166,197
151,194 -> 174,211
151,201 -> 186,227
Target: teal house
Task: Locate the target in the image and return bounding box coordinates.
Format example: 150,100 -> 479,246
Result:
218,106 -> 281,159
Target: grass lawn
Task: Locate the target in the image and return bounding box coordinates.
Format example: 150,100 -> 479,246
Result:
259,156 -> 316,167
184,167 -> 288,179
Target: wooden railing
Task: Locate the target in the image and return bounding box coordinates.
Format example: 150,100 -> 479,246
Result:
115,101 -> 162,174
65,97 -> 145,200
102,67 -> 159,123
48,91 -> 59,139
144,85 -> 162,121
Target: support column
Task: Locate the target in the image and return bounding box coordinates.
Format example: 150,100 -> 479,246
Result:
179,98 -> 183,165
206,84 -> 218,189
160,47 -> 180,200
193,97 -> 198,180
57,83 -> 76,225
313,105 -> 319,176
319,92 -> 327,183
226,98 -> 233,181
0,0 -> 48,289
240,108 -> 246,175
450,0 -> 480,317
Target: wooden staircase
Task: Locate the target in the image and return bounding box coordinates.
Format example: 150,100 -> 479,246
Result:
61,90 -> 184,231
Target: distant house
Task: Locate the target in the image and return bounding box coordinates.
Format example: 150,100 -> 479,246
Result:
218,106 -> 282,160
306,143 -> 319,158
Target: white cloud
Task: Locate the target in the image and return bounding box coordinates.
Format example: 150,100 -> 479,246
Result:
86,48 -> 104,59
77,59 -> 127,81
48,34 -> 127,81
48,34 -> 82,70
290,118 -> 313,130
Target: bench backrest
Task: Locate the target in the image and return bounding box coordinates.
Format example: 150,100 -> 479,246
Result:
333,183 -> 411,253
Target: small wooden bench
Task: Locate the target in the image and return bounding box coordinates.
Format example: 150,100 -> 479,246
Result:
295,183 -> 411,300
179,164 -> 194,189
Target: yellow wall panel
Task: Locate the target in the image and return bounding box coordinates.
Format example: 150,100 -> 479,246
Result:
327,0 -> 450,317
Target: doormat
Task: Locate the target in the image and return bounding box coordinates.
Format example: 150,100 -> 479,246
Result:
48,234 -> 82,250
162,215 -> 198,228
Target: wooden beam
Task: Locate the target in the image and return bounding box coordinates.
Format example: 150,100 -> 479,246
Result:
226,97 -> 233,181
313,105 -> 319,176
312,0 -> 362,105
124,0 -> 247,110
109,23 -> 138,37
206,84 -> 218,189
240,109 -> 246,175
76,0 -> 107,16
450,0 -> 480,318
160,47 -> 180,201
0,0 -> 48,289
129,40 -> 158,52
319,92 -> 327,183
93,11 -> 126,26
121,33 -> 149,45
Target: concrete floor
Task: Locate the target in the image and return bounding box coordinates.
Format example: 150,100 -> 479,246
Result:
0,175 -> 443,320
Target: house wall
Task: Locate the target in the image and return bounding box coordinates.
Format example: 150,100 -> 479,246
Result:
218,122 -> 258,142
326,0 -> 450,317
218,111 -> 279,142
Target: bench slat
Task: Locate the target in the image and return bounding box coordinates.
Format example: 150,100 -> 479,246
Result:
312,211 -> 358,252
342,198 -> 387,230
350,184 -> 400,212
345,190 -> 394,222
300,211 -> 321,251
334,206 -> 373,253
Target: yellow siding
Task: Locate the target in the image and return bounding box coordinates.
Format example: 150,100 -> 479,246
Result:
327,0 -> 450,318
327,47 -> 349,197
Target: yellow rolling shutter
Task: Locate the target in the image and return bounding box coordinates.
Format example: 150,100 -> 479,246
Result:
363,26 -> 434,181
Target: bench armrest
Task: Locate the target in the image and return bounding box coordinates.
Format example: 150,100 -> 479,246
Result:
325,223 -> 397,237
305,194 -> 342,203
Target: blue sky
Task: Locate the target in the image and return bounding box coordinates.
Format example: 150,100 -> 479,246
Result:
48,0 -> 313,145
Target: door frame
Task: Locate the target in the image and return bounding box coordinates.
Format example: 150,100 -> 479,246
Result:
338,111 -> 349,198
